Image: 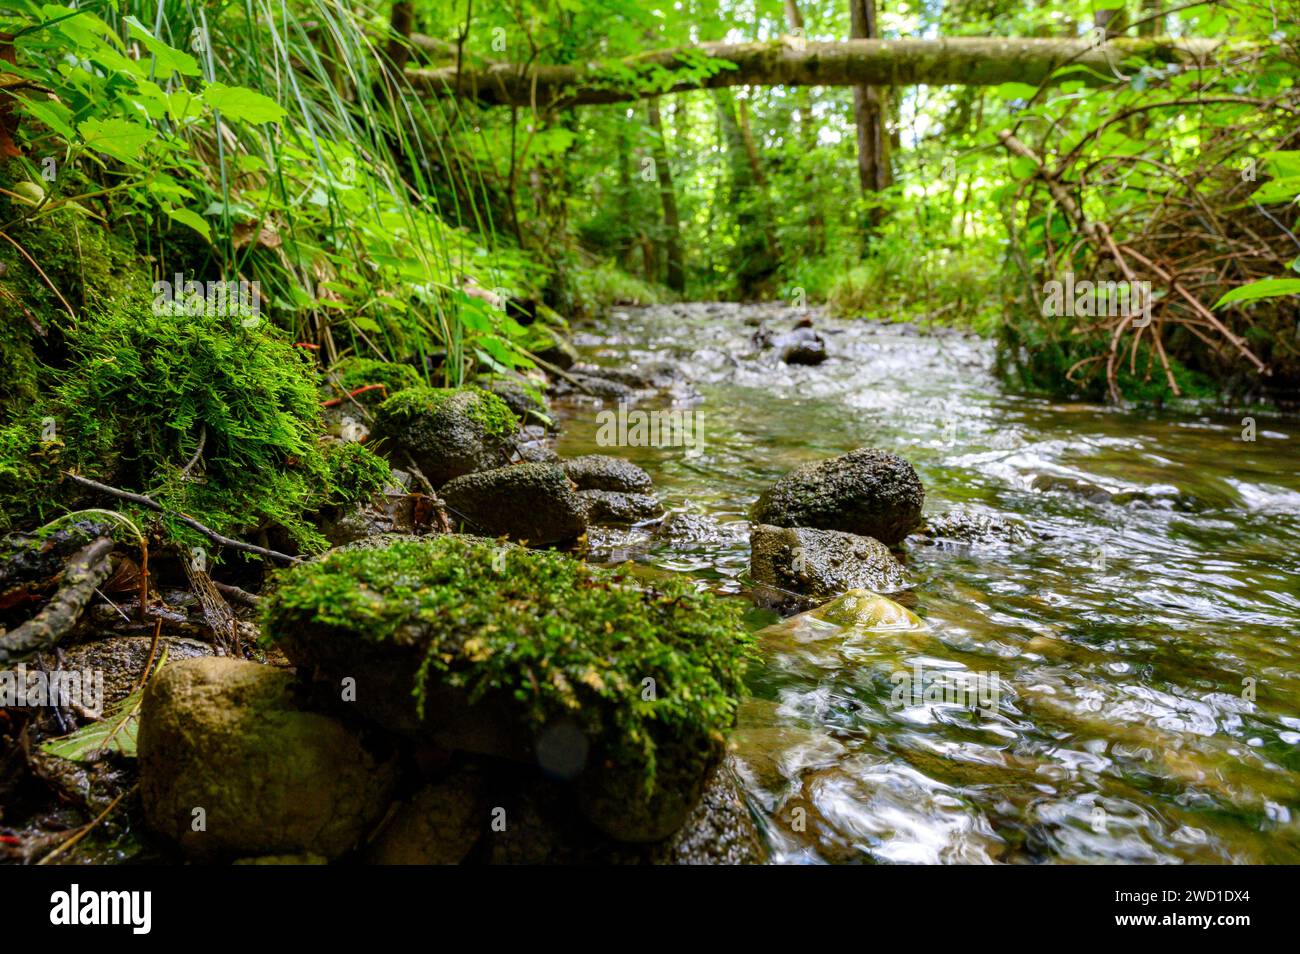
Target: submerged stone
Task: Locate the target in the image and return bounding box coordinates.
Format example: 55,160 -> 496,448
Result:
749,524 -> 905,613
579,489 -> 664,525
561,454 -> 654,493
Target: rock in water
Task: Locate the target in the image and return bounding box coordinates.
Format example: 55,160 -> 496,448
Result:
369,386 -> 518,487
651,761 -> 765,864
751,447 -> 924,545
750,524 -> 905,612
775,327 -> 827,365
579,489 -> 664,525
261,536 -> 754,847
440,463 -> 588,545
561,454 -> 654,493
138,657 -> 396,862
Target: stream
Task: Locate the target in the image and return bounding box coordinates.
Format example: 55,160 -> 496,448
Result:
552,301 -> 1300,864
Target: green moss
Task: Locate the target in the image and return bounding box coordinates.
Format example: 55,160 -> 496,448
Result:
321,441 -> 392,507
326,356 -> 424,401
0,290 -> 389,551
260,536 -> 755,788
376,385 -> 519,440
0,188 -> 143,418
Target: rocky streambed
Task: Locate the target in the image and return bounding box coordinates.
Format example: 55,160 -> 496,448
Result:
6,301 -> 1300,865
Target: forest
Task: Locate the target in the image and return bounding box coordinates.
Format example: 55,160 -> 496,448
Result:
0,0 -> 1298,884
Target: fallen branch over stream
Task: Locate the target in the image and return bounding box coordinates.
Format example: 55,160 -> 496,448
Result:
411,36 -> 1243,107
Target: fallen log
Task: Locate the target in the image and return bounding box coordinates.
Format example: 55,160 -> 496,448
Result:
410,36 -> 1242,108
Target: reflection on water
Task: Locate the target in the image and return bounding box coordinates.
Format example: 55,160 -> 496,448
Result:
553,302 -> 1300,864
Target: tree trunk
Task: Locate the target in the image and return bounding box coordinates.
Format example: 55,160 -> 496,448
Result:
410,37 -> 1234,107
850,0 -> 891,206
782,0 -> 824,255
646,97 -> 686,293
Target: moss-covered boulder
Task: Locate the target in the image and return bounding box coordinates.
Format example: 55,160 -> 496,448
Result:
138,657 -> 397,862
561,454 -> 654,493
751,448 -> 924,545
440,463 -> 587,545
369,386 -> 518,487
261,536 -> 754,842
474,372 -> 549,424
750,524 -> 906,613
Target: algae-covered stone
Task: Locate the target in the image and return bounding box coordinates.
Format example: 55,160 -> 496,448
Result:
139,657 -> 396,862
561,454 -> 654,493
792,588 -> 925,632
750,524 -> 905,612
370,386 -> 518,487
261,536 -> 754,839
579,489 -> 664,525
440,463 -> 587,545
751,447 -> 924,545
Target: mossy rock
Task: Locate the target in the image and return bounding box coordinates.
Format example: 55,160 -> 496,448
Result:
0,296 -> 389,545
260,536 -> 755,835
440,463 -> 587,545
369,386 -> 518,487
474,372 -> 549,424
751,447 -> 925,545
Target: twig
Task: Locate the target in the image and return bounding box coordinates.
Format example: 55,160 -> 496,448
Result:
36,784 -> 137,866
62,473 -> 301,565
0,229 -> 76,321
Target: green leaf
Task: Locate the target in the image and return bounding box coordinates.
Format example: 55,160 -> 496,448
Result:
1214,278 -> 1300,308
76,117 -> 156,165
124,15 -> 201,78
203,83 -> 287,125
19,97 -> 76,140
166,206 -> 212,241
40,689 -> 143,761
994,82 -> 1040,101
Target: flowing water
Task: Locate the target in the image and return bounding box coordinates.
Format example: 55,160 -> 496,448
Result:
551,302 -> 1300,864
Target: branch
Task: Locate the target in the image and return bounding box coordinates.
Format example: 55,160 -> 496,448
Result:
0,536 -> 114,664
62,473 -> 302,565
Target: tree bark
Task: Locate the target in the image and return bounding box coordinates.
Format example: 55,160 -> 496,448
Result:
646,97 -> 685,293
850,0 -> 891,203
410,37 -> 1235,107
